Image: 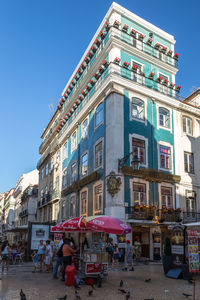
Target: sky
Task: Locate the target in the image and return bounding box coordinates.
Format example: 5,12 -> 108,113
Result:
0,0 -> 199,193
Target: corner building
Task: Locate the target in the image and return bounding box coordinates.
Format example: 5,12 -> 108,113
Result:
37,3 -> 200,259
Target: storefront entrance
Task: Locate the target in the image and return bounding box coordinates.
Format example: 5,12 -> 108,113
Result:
132,226 -> 150,258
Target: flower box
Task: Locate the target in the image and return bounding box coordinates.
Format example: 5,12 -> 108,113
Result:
87,51 -> 93,59
102,59 -> 109,68
98,65 -> 105,74
81,89 -> 87,96
89,79 -> 95,87
169,82 -> 175,89
99,30 -> 106,39
130,28 -> 137,37
77,95 -> 84,101
77,68 -> 83,75
146,38 -> 153,45
175,85 -> 181,92
84,56 -> 90,64
105,21 -> 110,31
91,45 -> 97,53
123,61 -> 130,69
173,53 -> 179,60
156,76 -> 163,83
81,62 -> 86,70
167,50 -> 173,57
86,83 -> 92,91
94,37 -> 101,47
113,19 -> 120,29
114,57 -> 121,65
161,46 -> 167,54
131,64 -> 138,72
154,42 -> 161,50
93,72 -> 100,80
122,24 -> 129,32
148,72 -> 155,79
138,33 -> 145,41
162,79 -> 169,86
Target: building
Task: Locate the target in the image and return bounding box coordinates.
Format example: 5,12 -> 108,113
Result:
2,189 -> 15,244
37,2 -> 200,260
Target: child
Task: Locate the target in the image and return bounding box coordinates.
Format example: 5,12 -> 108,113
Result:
31,250 -> 39,273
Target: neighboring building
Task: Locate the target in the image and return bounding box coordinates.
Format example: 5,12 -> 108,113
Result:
0,193 -> 7,242
37,2 -> 200,260
2,189 -> 15,244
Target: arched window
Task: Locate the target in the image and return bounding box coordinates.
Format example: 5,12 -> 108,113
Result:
131,98 -> 144,120
159,107 -> 170,128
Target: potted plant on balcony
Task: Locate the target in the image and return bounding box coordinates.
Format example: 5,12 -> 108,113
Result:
130,28 -> 137,38
87,50 -> 93,59
123,61 -> 130,69
175,85 -> 182,93
122,24 -> 129,33
84,56 -> 90,64
161,46 -> 167,54
77,95 -> 84,101
134,204 -> 140,211
162,79 -> 169,86
105,21 -> 110,31
138,33 -> 145,41
146,38 -> 153,46
102,59 -> 109,68
154,42 -> 161,50
86,84 -> 92,92
169,82 -> 175,89
93,72 -> 101,80
148,72 -> 155,80
156,76 -> 163,83
113,19 -> 120,29
114,57 -> 121,65
77,68 -> 83,75
173,53 -> 179,60
98,65 -> 105,74
94,37 -> 101,47
89,79 -> 95,86
167,50 -> 173,57
131,64 -> 138,72
163,236 -> 172,274
91,44 -> 98,53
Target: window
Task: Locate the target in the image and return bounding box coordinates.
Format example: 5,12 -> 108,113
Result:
132,61 -> 143,84
48,205 -> 52,222
94,184 -> 103,212
158,73 -> 169,94
183,116 -> 193,135
45,164 -> 48,176
62,169 -> 67,188
160,145 -> 171,169
82,118 -> 89,139
49,181 -> 53,195
132,138 -> 146,165
95,103 -> 103,127
41,168 -> 44,180
63,142 -> 68,159
161,186 -> 172,208
40,189 -> 44,199
70,195 -> 76,218
45,186 -> 48,195
54,203 -> 59,220
81,153 -> 88,176
80,190 -> 87,216
56,150 -> 60,164
50,157 -> 54,171
62,200 -> 66,220
131,98 -> 144,120
71,131 -> 77,152
184,152 -> 194,174
133,183 -> 146,205
159,107 -> 170,128
186,191 -> 196,219
95,141 -> 103,169
71,162 -> 77,183
55,176 -> 59,193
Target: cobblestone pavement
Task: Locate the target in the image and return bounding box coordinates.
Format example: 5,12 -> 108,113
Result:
0,262 -> 199,300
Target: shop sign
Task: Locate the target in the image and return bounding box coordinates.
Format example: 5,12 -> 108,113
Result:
171,225 -> 184,267
31,224 -> 49,250
187,230 -> 199,273
85,263 -> 108,274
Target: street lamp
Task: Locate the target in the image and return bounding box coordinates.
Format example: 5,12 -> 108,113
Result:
118,152 -> 140,172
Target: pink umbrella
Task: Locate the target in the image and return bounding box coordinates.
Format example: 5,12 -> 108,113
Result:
62,217 -> 87,231
84,215 -> 132,235
51,222 -> 65,232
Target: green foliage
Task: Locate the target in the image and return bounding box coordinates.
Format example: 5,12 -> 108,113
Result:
164,237 -> 171,256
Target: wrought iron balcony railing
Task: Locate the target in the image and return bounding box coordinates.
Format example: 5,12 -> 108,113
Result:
182,212 -> 200,224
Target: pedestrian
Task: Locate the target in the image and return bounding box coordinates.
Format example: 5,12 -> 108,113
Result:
38,240 -> 46,272
112,244 -> 120,270
31,250 -> 39,273
44,240 -> 53,273
106,242 -> 114,264
134,238 -> 141,261
61,238 -> 76,281
52,242 -> 64,279
124,240 -> 134,271
0,240 -> 11,275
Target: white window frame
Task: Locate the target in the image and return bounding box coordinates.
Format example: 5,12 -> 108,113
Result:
63,141 -> 68,159
81,151 -> 88,177
71,161 -> 77,183
131,97 -> 145,122
94,138 -> 104,170
158,141 -> 173,172
184,152 -> 194,174
183,116 -> 193,136
131,59 -> 145,85
80,188 -> 88,217
94,102 -> 104,129
62,168 -> 67,188
93,181 -> 103,214
158,72 -> 170,95
81,117 -> 89,140
157,105 -> 172,132
129,133 -> 148,168
69,193 -> 76,218
71,130 -> 77,152
158,183 -> 174,209
130,178 -> 149,207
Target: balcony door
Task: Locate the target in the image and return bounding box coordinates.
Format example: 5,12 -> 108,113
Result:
186,191 -> 196,221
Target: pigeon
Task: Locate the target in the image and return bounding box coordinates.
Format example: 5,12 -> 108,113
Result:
145,278 -> 151,282
118,289 -> 127,294
126,291 -> 130,300
58,296 -> 67,300
120,279 -> 123,287
75,290 -> 81,299
20,289 -> 27,300
182,293 -> 192,298
97,276 -> 102,288
88,289 -> 93,296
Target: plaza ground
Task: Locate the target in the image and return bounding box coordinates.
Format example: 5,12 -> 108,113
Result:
0,262 -> 199,300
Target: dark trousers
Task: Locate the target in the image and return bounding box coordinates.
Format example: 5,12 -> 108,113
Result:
62,256 -> 72,280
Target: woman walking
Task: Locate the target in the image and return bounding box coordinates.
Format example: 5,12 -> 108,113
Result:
61,239 -> 76,281
0,240 -> 11,275
38,240 -> 46,272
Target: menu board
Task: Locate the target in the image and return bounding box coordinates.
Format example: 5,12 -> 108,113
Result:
171,225 -> 184,267
187,230 -> 199,273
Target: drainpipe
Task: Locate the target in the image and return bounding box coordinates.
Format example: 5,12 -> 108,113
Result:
150,97 -> 156,206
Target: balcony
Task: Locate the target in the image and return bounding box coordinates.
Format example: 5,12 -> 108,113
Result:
51,189 -> 60,201
19,209 -> 28,218
182,212 -> 200,224
158,209 -> 182,223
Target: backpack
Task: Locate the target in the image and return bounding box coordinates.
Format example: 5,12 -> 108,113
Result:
57,244 -> 64,258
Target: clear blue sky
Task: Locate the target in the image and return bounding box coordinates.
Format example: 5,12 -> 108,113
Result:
0,0 -> 199,192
